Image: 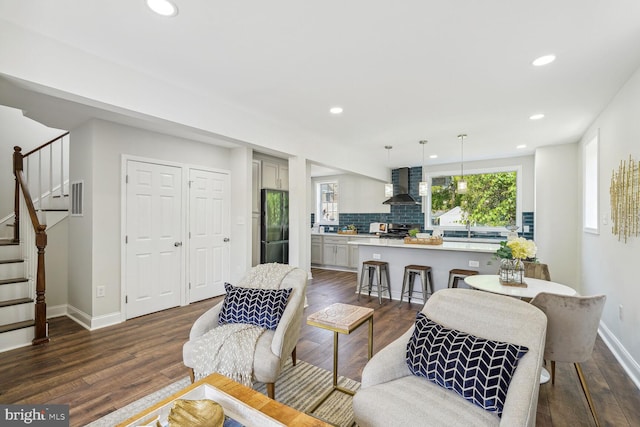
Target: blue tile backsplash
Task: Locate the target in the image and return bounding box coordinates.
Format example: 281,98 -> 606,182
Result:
311,166 -> 535,240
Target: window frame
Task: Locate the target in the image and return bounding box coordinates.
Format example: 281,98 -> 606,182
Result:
424,165 -> 523,232
316,180 -> 339,226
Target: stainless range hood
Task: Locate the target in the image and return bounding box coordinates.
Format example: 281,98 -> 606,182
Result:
383,167 -> 421,205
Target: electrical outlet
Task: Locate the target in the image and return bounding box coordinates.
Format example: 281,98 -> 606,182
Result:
373,253 -> 381,260
97,285 -> 106,298
619,304 -> 624,321
469,260 -> 480,268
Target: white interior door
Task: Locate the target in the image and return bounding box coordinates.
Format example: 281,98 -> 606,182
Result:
125,160 -> 183,319
188,168 -> 230,302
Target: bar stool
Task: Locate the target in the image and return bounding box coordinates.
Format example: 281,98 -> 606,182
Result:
400,265 -> 433,305
358,260 -> 391,304
448,268 -> 478,288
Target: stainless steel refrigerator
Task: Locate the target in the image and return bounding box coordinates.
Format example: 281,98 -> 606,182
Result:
261,189 -> 289,264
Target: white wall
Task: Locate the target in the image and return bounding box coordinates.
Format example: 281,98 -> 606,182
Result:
68,119 -> 241,325
578,66 -> 640,388
68,121 -> 94,317
534,143 -> 579,288
311,174 -> 390,215
229,146 -> 253,283
0,106 -> 64,225
45,217 -> 69,311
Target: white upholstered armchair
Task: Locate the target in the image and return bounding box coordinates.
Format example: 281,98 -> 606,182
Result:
182,265 -> 308,400
353,288 -> 547,427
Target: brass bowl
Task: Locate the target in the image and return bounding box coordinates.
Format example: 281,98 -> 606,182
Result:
167,399 -> 224,427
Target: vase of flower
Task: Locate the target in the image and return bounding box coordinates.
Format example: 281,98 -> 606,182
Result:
513,258 -> 525,284
495,238 -> 537,287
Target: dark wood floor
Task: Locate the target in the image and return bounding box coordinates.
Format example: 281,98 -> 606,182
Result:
0,268 -> 638,426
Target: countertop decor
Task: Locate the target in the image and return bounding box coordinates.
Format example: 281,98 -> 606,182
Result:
403,236 -> 443,245
496,237 -> 537,287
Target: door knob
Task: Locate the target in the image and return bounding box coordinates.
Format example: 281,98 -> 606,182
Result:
223,237 -> 230,242
174,242 -> 183,247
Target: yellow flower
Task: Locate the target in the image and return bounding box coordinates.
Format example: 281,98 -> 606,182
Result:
506,237 -> 537,259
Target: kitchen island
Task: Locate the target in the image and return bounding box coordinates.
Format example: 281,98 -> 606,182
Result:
348,238 -> 501,303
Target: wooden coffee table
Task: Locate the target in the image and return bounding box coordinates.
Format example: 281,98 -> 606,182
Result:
117,373 -> 330,426
306,303 -> 374,413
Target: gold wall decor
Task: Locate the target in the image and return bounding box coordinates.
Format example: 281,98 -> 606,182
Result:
610,155 -> 640,242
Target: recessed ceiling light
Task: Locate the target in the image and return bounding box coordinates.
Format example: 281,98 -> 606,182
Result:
429,154 -> 438,159
329,106 -> 343,115
529,113 -> 545,120
517,144 -> 527,149
532,54 -> 556,66
146,0 -> 178,17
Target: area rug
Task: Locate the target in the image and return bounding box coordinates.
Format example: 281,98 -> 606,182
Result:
85,359 -> 359,427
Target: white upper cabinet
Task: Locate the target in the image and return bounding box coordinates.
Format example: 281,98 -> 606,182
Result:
262,160 -> 288,190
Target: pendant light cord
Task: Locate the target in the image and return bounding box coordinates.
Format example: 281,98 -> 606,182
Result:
458,134 -> 466,178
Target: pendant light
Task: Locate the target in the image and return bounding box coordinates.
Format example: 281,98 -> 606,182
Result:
457,134 -> 468,194
419,140 -> 429,196
384,146 -> 394,197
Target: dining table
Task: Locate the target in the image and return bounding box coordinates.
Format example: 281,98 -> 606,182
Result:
464,274 -> 577,299
464,274 -> 578,383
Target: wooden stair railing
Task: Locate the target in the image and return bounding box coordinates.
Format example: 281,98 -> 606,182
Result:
11,132 -> 68,346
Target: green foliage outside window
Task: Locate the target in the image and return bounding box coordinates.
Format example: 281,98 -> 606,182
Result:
430,171 -> 517,227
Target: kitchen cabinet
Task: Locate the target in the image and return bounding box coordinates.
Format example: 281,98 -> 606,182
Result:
348,238 -> 359,269
322,236 -> 350,268
262,160 -> 288,190
311,236 -> 323,264
311,234 -> 372,270
252,213 -> 260,266
251,160 -> 261,266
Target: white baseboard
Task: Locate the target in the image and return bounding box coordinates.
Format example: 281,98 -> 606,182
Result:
89,311 -> 122,330
599,322 -> 640,391
66,305 -> 122,331
46,304 -> 67,319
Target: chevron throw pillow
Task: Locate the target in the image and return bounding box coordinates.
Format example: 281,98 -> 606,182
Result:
218,283 -> 293,330
406,312 -> 528,417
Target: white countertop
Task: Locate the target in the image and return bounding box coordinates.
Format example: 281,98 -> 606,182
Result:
347,238 -> 500,253
311,232 -> 378,239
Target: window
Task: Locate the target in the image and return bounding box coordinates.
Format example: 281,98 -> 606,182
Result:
317,181 -> 339,225
426,166 -> 522,231
583,134 -> 599,233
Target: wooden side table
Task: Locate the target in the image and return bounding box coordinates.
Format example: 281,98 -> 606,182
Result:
306,303 -> 374,413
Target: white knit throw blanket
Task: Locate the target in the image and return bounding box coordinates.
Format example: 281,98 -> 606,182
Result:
192,263 -> 296,386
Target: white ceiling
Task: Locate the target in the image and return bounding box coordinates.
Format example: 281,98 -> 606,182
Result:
1,1 -> 640,172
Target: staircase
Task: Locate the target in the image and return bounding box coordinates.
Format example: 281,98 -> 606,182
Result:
0,238 -> 34,351
0,132 -> 69,352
